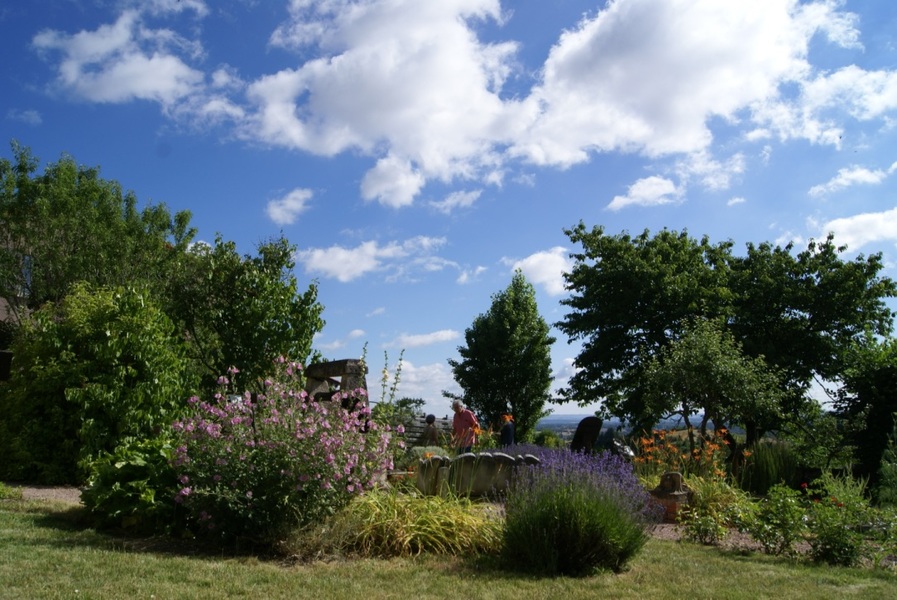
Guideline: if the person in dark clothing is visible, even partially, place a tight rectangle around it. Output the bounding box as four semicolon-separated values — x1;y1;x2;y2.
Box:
499;414;515;447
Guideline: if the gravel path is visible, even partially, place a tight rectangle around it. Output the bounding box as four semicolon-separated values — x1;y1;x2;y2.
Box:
9;484;83;504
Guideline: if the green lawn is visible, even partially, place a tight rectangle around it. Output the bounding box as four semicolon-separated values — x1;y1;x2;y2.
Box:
1;499;894;600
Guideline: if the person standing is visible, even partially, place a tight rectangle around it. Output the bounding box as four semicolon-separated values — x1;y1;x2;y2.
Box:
499;414;515;447
451;400;479;453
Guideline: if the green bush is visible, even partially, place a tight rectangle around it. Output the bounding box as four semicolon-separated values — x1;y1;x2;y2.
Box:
679;475;753;545
742;483;807;556
502;451;653;576
0;284;195;483
503;479;648;575
81;437;182;533
875;419;897;507
532;429;564;448
0;482;22;500
805;472;869;567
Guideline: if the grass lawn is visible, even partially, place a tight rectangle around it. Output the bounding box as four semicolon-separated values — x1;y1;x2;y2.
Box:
1;498;894;600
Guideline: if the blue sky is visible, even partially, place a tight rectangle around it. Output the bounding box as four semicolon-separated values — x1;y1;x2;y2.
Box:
3;0;897;418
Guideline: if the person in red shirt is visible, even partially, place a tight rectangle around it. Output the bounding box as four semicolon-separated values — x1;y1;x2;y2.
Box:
451;400;479;453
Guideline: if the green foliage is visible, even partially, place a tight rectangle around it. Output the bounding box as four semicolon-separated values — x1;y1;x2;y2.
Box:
558;224;896;443
805;472;870;567
679;476;754;545
641;318;782;446
0;141;195;323
289;488;503;559
0;482;22;500
81;437;181;533
742;484;807;556
0;283;195;483
503;477;649;575
836;337;897;484
875;418;897;507
447;270;554;441
679;507;728;545
738;440;800;496
532;429;564;448
163;235;324;393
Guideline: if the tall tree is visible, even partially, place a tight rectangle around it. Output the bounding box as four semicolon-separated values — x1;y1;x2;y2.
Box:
557;223;733;430
835;335;897;486
0;142;195;327
446;270;554;441
558;223;896;442
163;234;325;392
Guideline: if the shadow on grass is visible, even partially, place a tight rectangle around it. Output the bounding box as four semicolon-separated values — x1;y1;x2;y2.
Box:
6;499;286;562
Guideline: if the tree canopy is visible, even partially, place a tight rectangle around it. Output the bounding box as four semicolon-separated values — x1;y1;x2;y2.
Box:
0;141;195;327
446;270;555;441
557;222;896;441
162;235;325;392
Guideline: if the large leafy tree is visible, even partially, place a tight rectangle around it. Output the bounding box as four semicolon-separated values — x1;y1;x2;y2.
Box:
0;141;195;327
163;234;325;392
446;270;554;441
557;224;733;429
558;223;896;442
835;335;897;486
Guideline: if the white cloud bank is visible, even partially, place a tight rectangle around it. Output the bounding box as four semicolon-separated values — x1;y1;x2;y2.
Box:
820;207;897;252
31;0;897;210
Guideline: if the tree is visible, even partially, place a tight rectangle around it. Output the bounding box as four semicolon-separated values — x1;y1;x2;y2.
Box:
557;224;733;429
163;234;325;392
0;141;195;326
835;336;897;485
557;223;896;443
641;318;782;454
446;270;554;441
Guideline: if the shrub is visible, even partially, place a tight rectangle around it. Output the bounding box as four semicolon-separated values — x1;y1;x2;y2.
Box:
81;437;182;533
875;420;897;508
805;472;869;567
0;482;22;500
0;283;195;484
171;360;400;545
679;475;753;545
532;429;564;448
288;487;502;559
742;483;807;556
502;449;657;576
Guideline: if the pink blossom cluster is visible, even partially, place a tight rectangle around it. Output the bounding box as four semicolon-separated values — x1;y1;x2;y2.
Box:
171;358;400;540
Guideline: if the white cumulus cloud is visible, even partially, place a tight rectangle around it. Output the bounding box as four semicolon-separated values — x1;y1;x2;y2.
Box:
296;236;448;282
820;207;897;252
607;176;683;211
505;247;573;296
266;188;313;225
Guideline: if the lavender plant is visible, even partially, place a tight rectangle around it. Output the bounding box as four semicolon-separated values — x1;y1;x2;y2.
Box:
171;359;400;544
503;448;659;575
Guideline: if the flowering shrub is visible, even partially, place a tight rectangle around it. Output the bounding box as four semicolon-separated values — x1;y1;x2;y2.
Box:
171;360;400;543
502;448;659;575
